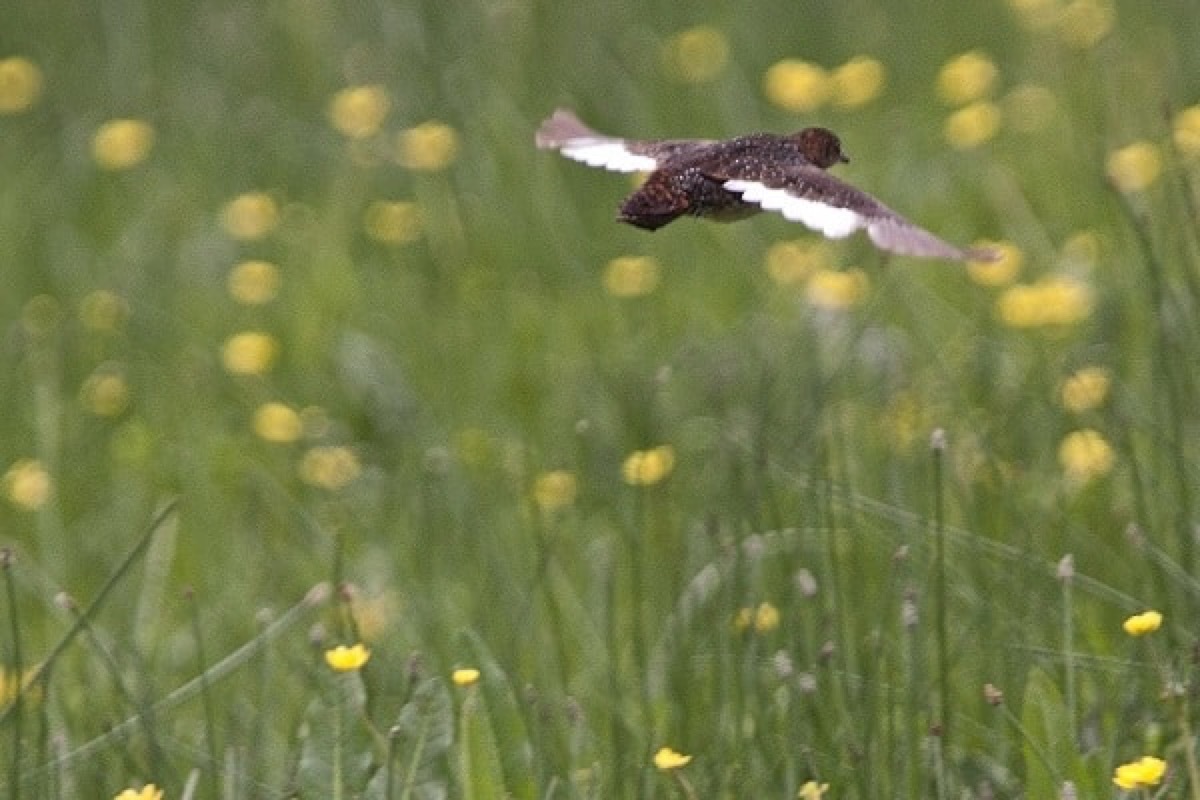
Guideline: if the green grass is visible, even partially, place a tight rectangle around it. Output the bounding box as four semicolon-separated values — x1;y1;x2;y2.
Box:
2;0;1200;797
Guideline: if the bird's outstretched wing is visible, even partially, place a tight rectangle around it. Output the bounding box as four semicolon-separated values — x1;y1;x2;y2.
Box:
720;165;996;262
535;109;712;173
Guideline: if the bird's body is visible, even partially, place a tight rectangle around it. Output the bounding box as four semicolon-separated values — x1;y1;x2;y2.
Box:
536;109;996;262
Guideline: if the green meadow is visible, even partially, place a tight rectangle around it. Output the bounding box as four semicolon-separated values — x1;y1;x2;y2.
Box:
2;0;1200;797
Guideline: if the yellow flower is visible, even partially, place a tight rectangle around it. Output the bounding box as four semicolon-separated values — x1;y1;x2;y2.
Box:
799;781;830;800
1173;106;1200;159
0;666;43;708
653;746;692;770
227;260;282;305
1058;429;1115;484
1058;0;1114;49
1007;0;1063;31
253;402;303;443
79;290;129;333
299;445;361;490
754;602;780;634
220;192;280;240
328;85;390;139
831;56;885;109
766;240;829;286
621;445;675;486
1113;755;1166;790
533;470;578;512
995;277;1092;328
3;459;51;511
80;366;131;417
1122;610;1163;637
937;51;998;106
324;643;370;672
221;331;279;376
113;785;163;800
661;26;729;84
364;201;422;245
967;241;1022;287
396;121;459;171
1107;142;1162;193
806;268;869;311
944;102;1002;149
1059;367;1110;413
764;60;831;113
733;607;753;632
1003;85;1057;133
91;119;155;170
452;668;481;687
0;57;44;114
603;255;661;297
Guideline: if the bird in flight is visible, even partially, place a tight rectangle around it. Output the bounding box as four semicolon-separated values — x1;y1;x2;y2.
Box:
536;109;997;262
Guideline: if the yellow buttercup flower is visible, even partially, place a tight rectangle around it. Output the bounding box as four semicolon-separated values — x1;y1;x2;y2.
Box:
621;445;675;486
79;290;129;333
533;470;578;512
944;102;1002;149
1173;106;1200;159
91;119;155;170
799;781;830;800
364;201;422;245
1122;610;1163;637
662;26;729;84
831;56;885;109
113;785;163;800
806;268;869;310
227;260;282;305
328;85;390;139
80;366;131;417
995;277;1092;328
1059;367;1110;413
1058;429;1114;484
937;51;998;106
754;602;780;634
653;746;692;770
397;121;459;171
0;57;44;114
3;459;51;511
1107;141;1161;193
324;643;370;672
1058;0;1114;49
221;331;279;376
1113;755;1166;790
452;668;481;687
764;60;830;113
967;241;1022;287
221;192;280;240
299;445;361;490
766;240;829;286
253;402;303;443
603;255;660;297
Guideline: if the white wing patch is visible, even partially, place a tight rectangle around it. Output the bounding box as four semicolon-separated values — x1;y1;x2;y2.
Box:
723;179;864;238
558;139;659;173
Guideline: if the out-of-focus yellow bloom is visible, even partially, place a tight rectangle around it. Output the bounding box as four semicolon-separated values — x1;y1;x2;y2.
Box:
299;445;361;490
799;781;830;800
806;268;868;311
603;255;660;297
397;121;459;171
995;277;1092;328
0;57;43;114
533;470;578;512
1058;428;1114;484
764;60;830;113
937;51;998;106
1122;610;1163;637
364;200;422;245
766;240;829;286
1112;755;1166;790
831;56;885;109
754;602;780;633
1003;85;1057;133
622;445;675;486
329;85;390;139
1107;142;1162;193
661;26;729;83
91;119;155;170
967;241;1022;287
324;643;370;672
350;591;396;642
80;366;130;417
1058;0;1114;49
221;331;279;376
3;459;51;511
253;402;303;443
79;290;129;333
112;785;163;800
1059;367;1110;413
1173;106;1200;159
221;192;280;240
452;667;481;687
0;666;43;709
1007;0;1063;30
227;260;281;305
944;102;1002;149
653;747;692;770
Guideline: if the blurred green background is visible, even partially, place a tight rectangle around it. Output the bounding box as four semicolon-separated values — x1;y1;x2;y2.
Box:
2;0;1200;797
